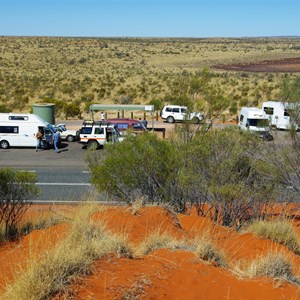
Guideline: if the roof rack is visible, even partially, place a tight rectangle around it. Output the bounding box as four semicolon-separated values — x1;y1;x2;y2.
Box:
82;120;110;126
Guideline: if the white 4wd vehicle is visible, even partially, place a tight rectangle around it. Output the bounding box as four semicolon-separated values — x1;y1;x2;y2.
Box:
160;105;204;123
79;121;123;149
55;124;79;142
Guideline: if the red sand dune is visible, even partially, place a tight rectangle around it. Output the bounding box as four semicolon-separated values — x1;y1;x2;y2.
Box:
1;205;300;299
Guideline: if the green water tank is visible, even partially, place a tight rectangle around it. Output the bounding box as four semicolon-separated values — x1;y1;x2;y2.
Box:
32;103;55;124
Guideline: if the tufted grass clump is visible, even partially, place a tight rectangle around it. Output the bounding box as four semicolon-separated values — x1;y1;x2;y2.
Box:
238;252;299;285
2;203;133;300
137;230;185;256
247;220;300;254
189;235;227;267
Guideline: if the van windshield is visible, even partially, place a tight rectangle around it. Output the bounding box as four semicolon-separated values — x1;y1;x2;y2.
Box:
248;119;268;127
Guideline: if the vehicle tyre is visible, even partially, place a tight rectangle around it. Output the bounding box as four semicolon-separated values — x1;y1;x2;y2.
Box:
192;117;200;124
42;141;49;150
0;140;9;149
87;140;99;150
66;135;75;142
166;116;175;123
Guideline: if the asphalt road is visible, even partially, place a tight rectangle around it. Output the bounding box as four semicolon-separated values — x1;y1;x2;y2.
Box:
0;141;102;203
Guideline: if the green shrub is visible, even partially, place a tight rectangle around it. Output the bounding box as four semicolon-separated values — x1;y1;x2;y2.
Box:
0;168;39;239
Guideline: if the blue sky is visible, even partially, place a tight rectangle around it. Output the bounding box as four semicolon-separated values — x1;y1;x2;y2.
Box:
0;0;299;38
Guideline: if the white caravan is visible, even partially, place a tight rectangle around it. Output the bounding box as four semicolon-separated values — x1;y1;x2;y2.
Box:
0;113;54;149
262;101;297;130
238;107;273;140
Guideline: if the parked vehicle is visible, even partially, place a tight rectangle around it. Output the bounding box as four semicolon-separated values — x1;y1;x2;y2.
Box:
238;107;273;141
160;105;204;123
262;100;298;130
78;120;123;149
106;118;147;133
0;113;54;149
54;124;79;142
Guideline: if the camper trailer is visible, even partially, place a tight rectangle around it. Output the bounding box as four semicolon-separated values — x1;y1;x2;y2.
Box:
238;107;273;140
0;113;54;149
262;101;297;130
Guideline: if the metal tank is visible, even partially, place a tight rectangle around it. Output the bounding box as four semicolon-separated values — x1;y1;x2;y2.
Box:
32;103;55;124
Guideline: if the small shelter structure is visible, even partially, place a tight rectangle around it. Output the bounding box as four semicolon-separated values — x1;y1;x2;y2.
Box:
89;104;155;129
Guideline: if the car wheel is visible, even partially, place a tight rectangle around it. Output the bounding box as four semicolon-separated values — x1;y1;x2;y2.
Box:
166;116;175;123
66;135;75;142
192;117;200;124
0;140;9;149
87;140;99;150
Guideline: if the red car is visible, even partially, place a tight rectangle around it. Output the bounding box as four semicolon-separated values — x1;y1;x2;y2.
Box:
106;118;147;132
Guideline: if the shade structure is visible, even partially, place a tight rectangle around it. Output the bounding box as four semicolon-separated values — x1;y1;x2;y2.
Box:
89;104;155;128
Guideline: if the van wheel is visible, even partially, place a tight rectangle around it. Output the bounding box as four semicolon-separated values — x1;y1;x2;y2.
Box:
66;135;75;142
87;140;99;150
166;116;175;123
0;140;9;149
42;141;49;150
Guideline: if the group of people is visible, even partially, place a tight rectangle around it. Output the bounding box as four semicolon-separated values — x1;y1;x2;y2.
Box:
35;129;61;153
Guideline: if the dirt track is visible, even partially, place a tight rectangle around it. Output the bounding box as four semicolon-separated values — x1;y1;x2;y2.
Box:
214;57;300;72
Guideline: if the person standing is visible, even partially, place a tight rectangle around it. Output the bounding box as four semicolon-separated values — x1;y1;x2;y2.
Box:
53;129;61;153
100;111;105;121
35;129;43;152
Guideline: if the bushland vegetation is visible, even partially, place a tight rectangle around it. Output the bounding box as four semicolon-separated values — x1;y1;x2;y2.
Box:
1;36;300;119
0;168;39;240
87;126;292;229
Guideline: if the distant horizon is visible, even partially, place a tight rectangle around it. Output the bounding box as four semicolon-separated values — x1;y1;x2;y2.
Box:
1;1;299;38
2;35;300;39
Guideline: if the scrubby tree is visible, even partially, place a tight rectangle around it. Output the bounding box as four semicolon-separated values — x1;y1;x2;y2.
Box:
0;168;39;238
178;127;278;228
64;103;81;119
87;133;182;206
87;127;278;225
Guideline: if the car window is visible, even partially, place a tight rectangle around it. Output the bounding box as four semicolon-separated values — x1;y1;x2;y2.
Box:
133;123;143;130
117;124;129;129
165;107;172;112
181;108;187;113
172;108;180;113
94;127;104;134
81;127;92;134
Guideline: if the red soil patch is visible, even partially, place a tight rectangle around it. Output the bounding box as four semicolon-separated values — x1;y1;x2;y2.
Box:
1;205;300;299
214;57;300;72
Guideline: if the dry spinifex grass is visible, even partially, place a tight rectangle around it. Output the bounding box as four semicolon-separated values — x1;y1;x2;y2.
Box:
1;203;133;300
234;252;300;285
246;220;300;254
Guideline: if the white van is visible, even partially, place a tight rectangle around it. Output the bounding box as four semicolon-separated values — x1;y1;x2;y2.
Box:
262;101;297;130
0;113;54;149
238;107;273;140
